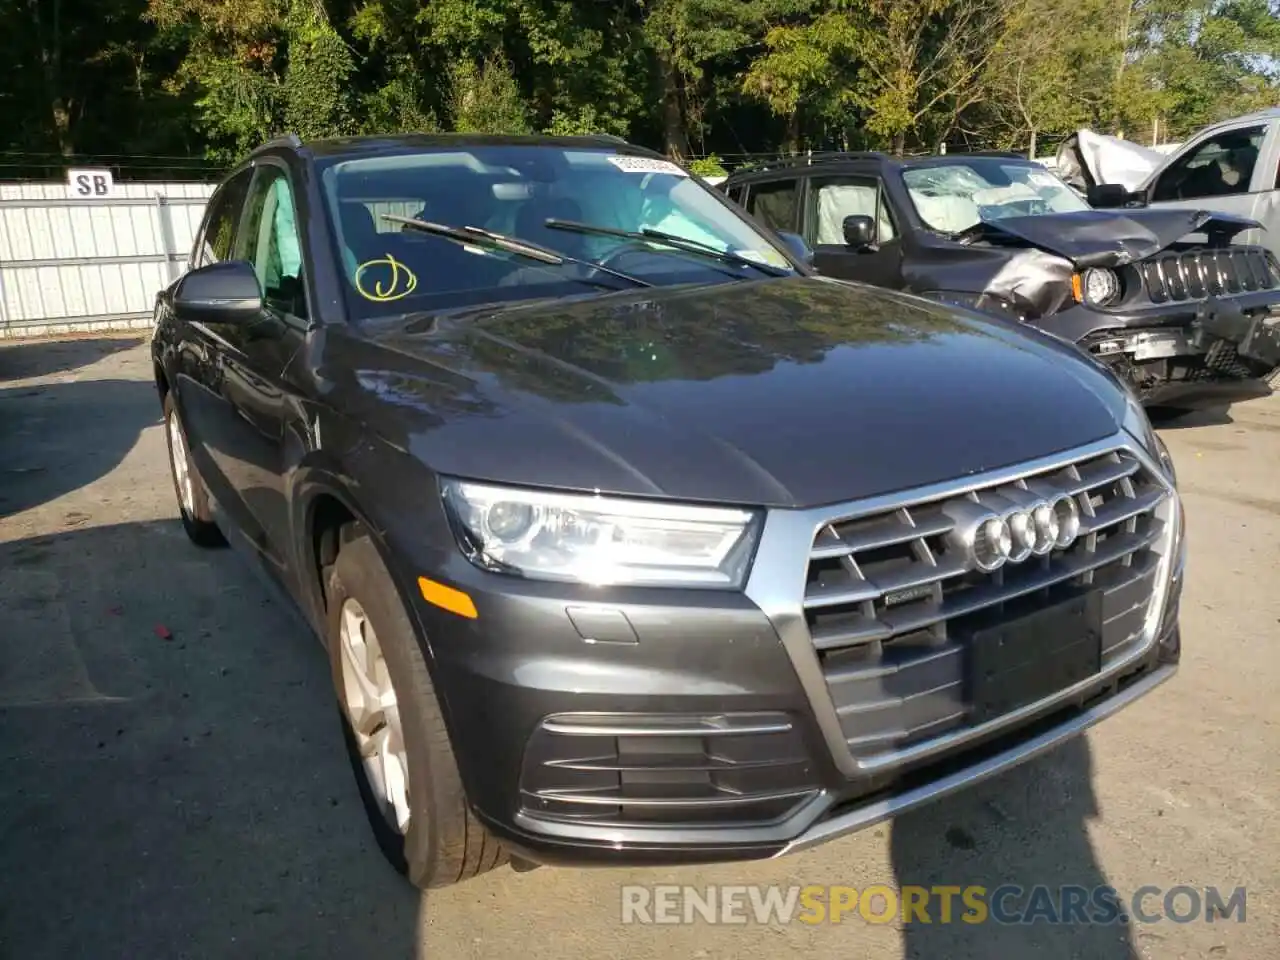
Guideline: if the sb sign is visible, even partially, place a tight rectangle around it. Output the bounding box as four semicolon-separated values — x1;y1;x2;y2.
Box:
66;168;115;199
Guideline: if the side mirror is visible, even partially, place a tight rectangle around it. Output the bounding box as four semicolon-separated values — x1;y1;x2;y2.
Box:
1086;183;1132;208
776;231;814;266
173;261;263;326
842;215;877;249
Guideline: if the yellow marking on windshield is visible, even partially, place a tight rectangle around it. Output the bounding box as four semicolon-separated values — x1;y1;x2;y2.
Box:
355;254;419;302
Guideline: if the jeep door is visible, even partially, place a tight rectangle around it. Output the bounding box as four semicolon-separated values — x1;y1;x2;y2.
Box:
801;173;905;290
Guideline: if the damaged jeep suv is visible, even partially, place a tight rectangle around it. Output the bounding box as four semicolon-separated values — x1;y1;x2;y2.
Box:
153;134;1184;889
724;151;1280;410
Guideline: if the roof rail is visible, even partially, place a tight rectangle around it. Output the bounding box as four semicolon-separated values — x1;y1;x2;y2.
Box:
729;150;892;175
944;149;1028;159
252;132;304;154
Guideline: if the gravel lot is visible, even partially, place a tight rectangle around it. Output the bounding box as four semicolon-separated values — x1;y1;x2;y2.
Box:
1;335;1277;960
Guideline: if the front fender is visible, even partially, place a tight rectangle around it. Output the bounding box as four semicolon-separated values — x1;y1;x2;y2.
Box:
287;432;474;758
286;409;457;666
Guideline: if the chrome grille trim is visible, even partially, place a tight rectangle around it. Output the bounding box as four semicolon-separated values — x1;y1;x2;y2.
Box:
742;432;1181;779
810;525;1162;651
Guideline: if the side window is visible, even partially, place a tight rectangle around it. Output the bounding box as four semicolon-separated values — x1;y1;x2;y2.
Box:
808;176;896;245
1151;125;1266;202
745;180;799;232
193;170;252;268
237;168;307;320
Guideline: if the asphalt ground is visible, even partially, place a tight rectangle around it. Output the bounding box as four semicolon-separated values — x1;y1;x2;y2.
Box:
1;335;1276;959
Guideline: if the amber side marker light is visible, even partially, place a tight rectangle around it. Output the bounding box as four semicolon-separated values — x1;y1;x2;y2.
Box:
418;576;478;619
1070;273;1084;303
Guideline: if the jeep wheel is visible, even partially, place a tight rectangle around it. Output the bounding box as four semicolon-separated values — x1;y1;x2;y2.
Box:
325;527;507;888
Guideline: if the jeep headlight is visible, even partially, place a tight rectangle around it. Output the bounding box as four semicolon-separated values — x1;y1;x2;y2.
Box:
441;479;761;588
1077;267;1122;307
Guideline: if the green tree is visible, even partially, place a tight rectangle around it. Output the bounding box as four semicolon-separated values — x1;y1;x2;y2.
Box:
447;57;532;133
0;0;194;166
982;0;1098;155
743;11;860;151
6;0;1280;172
641;0;818;158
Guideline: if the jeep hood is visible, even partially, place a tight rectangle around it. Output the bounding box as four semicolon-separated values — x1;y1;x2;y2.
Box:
971;208;1262;268
355;277;1127;508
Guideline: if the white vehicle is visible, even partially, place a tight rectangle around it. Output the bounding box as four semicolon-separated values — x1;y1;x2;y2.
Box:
1058;108;1280;261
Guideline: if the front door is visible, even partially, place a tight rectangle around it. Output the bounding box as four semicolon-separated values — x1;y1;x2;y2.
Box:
215;162;311;575
803;175;904;289
175;167;262;540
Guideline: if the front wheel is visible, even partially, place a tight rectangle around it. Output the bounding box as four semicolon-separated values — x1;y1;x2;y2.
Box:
326;527;507;888
162;394;225;548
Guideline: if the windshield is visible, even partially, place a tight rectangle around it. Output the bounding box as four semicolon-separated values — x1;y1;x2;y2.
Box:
318;146;796;316
901;159;1089;234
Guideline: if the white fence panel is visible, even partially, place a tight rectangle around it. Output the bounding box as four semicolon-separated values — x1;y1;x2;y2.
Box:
0;180;216;338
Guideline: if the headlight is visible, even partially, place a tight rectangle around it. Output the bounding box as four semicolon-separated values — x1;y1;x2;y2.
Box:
440;479;761;588
1078;267;1121;307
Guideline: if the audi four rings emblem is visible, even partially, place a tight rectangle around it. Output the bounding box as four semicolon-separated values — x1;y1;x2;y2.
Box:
943;491;1083;573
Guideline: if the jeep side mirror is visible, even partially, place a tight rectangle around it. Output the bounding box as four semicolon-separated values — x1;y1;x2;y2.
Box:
842;215;877;249
1086;183;1132;208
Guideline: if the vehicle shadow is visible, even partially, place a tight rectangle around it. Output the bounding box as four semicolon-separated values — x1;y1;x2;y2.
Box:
1146;405;1234;429
0;376;158;519
0;335;146;382
0;520;421;960
891;735;1136;959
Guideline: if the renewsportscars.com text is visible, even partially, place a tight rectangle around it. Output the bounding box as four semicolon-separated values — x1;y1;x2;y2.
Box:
620;884;1247;926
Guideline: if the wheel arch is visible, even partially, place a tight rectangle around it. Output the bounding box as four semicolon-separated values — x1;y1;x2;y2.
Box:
291;468;438;669
292;467;472;758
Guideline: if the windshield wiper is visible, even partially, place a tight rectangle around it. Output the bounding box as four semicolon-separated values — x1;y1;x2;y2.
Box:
543;219;792;278
380;215;651;289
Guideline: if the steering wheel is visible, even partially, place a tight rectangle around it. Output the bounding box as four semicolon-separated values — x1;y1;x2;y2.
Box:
581;240;675;284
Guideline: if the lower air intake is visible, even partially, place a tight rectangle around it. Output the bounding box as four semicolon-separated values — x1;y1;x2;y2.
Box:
519;712;819;827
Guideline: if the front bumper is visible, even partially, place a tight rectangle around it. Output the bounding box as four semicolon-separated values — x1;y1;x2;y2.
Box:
408;436;1185;868
1039;292;1280;408
466;631;1178;868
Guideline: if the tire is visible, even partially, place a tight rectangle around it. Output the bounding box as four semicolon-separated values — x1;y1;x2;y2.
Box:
325;526;507;888
162;393;226;548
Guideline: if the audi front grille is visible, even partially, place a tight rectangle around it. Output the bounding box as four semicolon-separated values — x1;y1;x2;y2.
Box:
799;444;1173;767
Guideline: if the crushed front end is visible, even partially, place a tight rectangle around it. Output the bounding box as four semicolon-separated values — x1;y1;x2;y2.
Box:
1056;245;1280;409
951;209;1280;409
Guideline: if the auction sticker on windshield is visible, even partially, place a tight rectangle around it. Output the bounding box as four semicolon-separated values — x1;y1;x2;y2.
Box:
608;156;689;177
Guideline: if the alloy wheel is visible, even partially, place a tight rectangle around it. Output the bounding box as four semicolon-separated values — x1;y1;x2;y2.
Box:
337;598;412;834
167;410;196;516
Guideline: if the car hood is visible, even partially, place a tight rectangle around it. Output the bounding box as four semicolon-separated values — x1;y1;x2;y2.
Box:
1055;129;1169;192
355;277;1127;508
972;208;1262;268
